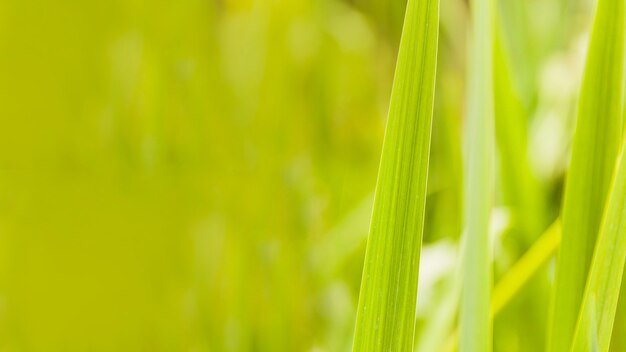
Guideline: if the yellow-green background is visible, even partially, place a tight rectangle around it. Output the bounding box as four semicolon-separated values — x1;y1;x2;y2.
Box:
0;0;598;350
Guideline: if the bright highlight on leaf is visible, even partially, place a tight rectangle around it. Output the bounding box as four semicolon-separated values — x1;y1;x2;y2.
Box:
351;0;439;350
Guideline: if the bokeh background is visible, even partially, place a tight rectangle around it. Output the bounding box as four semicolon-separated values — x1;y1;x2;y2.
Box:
0;0;600;350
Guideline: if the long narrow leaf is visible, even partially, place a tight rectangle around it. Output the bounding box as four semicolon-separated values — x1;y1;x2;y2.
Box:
459;0;495;349
548;0;626;349
570;139;626;352
351;0;439;350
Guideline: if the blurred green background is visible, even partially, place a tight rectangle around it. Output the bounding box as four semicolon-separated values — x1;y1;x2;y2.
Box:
0;0;599;350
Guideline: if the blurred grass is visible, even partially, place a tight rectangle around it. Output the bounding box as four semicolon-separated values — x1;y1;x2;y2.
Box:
459;0;494;348
0;0;610;350
0;0;398;350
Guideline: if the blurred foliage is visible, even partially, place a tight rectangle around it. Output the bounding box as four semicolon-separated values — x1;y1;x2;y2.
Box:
0;0;604;350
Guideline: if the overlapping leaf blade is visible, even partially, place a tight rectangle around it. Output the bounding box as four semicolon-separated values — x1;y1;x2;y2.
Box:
548;0;626;349
571;139;626;352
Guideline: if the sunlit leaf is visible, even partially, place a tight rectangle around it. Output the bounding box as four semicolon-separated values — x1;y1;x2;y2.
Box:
570;139;626;352
548;0;626;349
351;0;440;349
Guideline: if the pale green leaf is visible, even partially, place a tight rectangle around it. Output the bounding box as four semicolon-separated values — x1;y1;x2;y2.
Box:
458;0;495;350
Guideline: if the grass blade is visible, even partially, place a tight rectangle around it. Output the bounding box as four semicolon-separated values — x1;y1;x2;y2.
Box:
459;0;495;349
547;0;626;348
351;0;439;350
570;139;626;351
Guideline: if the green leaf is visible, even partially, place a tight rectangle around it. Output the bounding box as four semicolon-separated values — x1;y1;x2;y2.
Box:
351;0;439;350
570;140;626;352
458;0;495;350
547;0;626;349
